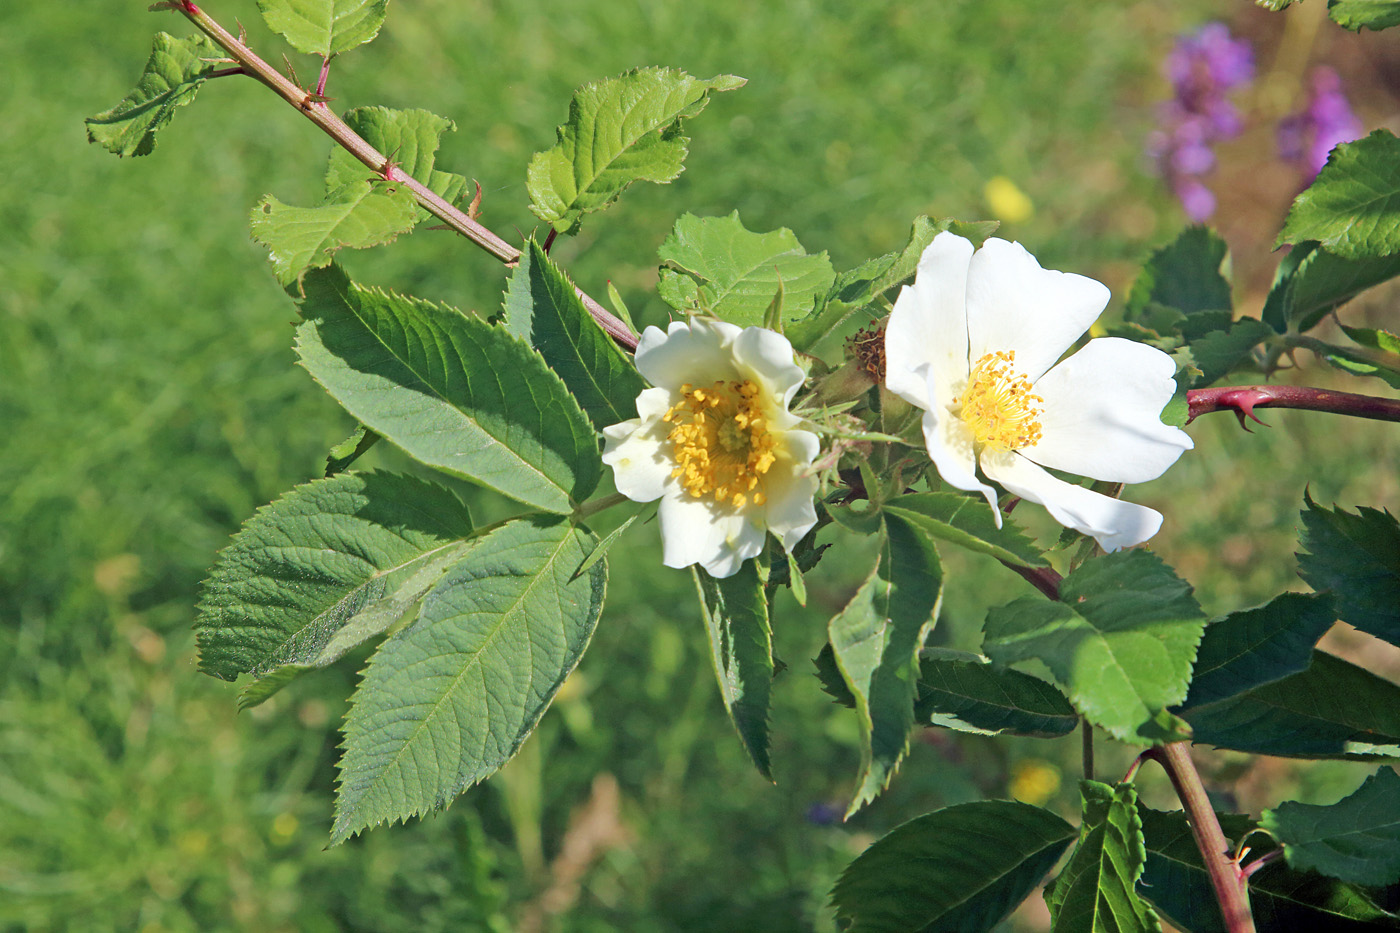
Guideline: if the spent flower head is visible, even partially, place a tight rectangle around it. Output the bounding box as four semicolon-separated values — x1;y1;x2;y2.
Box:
601;319;820;578
884;232;1193;551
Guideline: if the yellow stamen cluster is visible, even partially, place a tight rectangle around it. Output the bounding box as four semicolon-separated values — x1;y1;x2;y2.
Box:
663;379;777;507
954;350;1044;451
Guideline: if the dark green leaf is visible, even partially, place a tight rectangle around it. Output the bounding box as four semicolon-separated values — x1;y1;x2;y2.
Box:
1329;0;1400;31
884;491;1049;568
1183;592;1336;709
1138;806;1398;932
1127;227;1232;320
828;518;942;815
85;33;219;157
332;516;605;843
327;107;468;221
1262;769;1400;886
1182;650;1400;759
1047;781;1160;932
1187;319;1272;386
295;266;601;512
831;800;1075;933
196;471;472;683
982;551;1205;743
1299;493;1400;646
527;68;744;234
1262;242;1400;333
916;652;1078;738
257;0;389;57
694;562;775;778
502;239;647;429
657;211;835;327
1278;130;1400;260
251;180;418;287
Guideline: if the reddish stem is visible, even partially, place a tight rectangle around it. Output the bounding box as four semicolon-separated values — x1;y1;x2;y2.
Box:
171;2;638;350
1187;384;1400;427
316;55;331;98
1145;744;1255;933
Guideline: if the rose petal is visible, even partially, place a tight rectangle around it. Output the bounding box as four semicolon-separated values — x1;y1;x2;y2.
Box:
886;232;975;410
732;325;807;407
635;320;742;390
764;429;821;551
1027;337;1193;483
965;238;1111;382
659;493;763;578
980;453;1164;551
920;369;1000;521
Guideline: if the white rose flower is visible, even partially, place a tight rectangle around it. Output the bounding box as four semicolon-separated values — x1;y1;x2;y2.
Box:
885;232;1193;551
602;319;820;578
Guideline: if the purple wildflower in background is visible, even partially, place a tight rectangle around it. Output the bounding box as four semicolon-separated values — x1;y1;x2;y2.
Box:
1278;66;1364;179
1146;23;1255;221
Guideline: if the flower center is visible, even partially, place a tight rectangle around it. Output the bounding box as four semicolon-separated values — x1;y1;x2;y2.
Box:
954;350;1044;451
663;379;777;507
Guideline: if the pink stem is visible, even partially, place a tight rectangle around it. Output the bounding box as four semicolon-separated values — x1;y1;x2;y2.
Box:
1187;384;1400;427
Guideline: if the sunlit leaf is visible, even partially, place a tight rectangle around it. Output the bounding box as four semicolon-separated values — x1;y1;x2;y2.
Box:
502;239;647;429
1279;130;1400;260
85;33;219;157
1261;241;1400;333
1329;0;1400;31
295;265;601;512
257;0;389;57
332;517;604;843
657;211;835;328
527;68;744;234
196;471;472;685
327;107;468;221
982;551;1205;743
251;180;417;287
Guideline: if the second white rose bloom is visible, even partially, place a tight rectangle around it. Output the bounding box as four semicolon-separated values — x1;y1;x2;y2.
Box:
602;319;820;578
885;232;1193;551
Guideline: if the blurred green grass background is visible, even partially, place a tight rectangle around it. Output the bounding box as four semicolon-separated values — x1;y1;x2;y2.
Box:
3;1;1398;930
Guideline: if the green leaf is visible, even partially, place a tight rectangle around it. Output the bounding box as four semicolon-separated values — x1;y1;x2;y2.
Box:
831;800;1076;933
527;68;744;234
196;471;472;683
1181;650;1400;759
883;491;1049;568
85;33;219;157
251;180;418;287
657;211;836;328
916;653;1078;738
1187;318;1272;386
502;239;647;430
1138;806;1399;932
1261;242;1400;333
1047;781;1161;933
256;0;389;57
982;551;1205;743
694;562;775;779
1262;769;1400;886
1279;130;1400;260
295;265;601;512
1299;493;1400;646
827;517;942;815
332;516;605;843
325;423;380;476
327;107;468;220
1257;0;1299;10
1182;592;1336;709
1329;0;1400;31
1127;226;1233;319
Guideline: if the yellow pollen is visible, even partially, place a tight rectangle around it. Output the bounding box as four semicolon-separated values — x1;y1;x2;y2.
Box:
664;379;777;507
954;350;1044;451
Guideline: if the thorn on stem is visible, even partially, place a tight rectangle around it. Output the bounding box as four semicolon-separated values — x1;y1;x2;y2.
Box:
467;180;483;220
